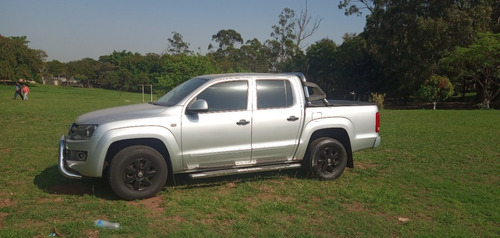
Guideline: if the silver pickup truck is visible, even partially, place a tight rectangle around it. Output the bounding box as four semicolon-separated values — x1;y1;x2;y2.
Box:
59;73;381;200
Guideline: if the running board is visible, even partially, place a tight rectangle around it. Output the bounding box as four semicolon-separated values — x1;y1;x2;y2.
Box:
189;163;302;179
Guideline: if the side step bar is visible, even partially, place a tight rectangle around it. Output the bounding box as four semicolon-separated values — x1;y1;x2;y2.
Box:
189;163;302;179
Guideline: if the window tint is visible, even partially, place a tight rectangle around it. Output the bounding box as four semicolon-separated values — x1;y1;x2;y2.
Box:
196;81;248;112
256;80;293;109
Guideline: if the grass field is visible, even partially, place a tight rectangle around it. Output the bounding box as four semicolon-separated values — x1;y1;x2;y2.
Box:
0;84;499;237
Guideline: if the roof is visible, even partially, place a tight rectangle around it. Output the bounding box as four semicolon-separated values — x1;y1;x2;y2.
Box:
196;72;307;82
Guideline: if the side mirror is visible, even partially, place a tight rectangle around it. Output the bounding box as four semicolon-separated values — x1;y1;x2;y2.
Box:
187;99;208;114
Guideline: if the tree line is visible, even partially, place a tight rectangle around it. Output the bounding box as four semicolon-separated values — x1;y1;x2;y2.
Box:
1;1;499;108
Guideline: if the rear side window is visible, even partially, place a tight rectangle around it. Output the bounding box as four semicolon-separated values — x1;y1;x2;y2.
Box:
256;80;294;109
196;81;248;112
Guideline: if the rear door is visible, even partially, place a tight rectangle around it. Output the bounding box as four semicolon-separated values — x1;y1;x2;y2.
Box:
251;78;304;164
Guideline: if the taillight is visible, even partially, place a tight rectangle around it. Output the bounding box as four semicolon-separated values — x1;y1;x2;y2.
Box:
375;112;380;133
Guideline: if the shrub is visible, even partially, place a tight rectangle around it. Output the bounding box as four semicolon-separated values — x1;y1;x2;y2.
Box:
370;92;386;109
418;75;454;109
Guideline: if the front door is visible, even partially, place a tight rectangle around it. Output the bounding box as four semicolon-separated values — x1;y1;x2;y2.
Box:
181;80;252;169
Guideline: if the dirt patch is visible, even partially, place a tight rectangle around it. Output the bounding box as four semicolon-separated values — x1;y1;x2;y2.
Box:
344;202;366;213
354;161;377;170
255;186;278;201
0;199;16;208
201;217;215;225
258;185;274;193
0;212;8;228
1;147;10;154
82;229;100;238
128;196;164;215
170;215;183;223
226;182;236;189
37;197;63;204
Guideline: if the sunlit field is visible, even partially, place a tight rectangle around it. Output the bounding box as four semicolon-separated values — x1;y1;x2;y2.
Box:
0;84;498;237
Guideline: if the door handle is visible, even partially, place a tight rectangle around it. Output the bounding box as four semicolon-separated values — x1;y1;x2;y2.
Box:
287;116;299;122
236;119;250;125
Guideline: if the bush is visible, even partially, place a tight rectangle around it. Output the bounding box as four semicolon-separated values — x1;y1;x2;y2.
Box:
370;92;386;109
418;75;454;109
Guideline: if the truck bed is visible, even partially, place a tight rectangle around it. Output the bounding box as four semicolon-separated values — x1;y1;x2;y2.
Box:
308;99;376;107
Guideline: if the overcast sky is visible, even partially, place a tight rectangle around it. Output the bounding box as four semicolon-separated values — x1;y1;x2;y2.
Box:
1;0;366;62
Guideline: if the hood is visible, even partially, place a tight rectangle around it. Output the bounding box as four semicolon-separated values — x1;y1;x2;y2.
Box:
76;103;168;125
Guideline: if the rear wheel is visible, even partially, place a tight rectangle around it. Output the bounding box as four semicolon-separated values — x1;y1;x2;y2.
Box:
305;137;347;180
108;145;168;200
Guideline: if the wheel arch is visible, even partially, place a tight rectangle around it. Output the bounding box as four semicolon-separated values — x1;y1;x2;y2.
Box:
104;138;173;177
308;128;353;168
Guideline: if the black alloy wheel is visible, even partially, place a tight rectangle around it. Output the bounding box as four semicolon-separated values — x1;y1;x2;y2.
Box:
109;145;168;200
306;137;347;180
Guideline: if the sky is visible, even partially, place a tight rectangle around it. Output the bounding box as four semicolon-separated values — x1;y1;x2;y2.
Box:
1;0;366;62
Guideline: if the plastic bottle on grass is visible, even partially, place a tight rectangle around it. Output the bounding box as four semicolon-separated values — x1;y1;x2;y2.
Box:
94;219;120;229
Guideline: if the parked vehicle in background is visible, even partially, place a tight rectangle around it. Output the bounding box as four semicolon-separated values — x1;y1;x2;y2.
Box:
59;73;381;200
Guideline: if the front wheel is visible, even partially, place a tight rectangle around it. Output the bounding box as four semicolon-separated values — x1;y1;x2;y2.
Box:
305;137;347;180
108;145;168;200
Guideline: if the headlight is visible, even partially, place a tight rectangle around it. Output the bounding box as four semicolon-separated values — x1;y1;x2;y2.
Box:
68;123;98;140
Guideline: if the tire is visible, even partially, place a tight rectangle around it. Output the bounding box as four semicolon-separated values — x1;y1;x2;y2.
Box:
305;137;347;180
108;145;168;200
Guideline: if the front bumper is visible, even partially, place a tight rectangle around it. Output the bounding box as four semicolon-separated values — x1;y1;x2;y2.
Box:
59;136;82;179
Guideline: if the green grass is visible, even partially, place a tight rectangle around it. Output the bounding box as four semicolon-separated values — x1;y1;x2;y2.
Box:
0;84;499;237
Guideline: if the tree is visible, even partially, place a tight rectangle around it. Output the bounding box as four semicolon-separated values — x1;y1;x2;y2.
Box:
338;0;375;16
441;32;500;109
67;58;103;87
418;75;454;109
208;29;243;53
99;51;147;91
295;0;322;50
0;35;46;82
305;38;337;95
207;29;244;71
239;38;272;72
354;0;493;101
46;60;67;78
333;34;382;100
0;35;17;80
166;32;193;55
155;54;220;94
491;1;500;33
267;8;297;71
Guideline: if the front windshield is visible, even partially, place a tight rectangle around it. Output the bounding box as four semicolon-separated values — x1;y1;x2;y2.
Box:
155;78;208;106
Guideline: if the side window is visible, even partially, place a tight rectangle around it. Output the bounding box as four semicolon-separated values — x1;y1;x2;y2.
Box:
256;80;294;109
196;81;248;112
